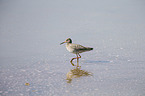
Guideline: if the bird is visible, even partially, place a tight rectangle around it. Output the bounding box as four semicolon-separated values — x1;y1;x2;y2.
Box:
60;38;93;67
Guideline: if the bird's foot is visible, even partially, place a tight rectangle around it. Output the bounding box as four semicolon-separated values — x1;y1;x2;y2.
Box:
70;56;81;67
70;60;81;68
70;58;75;66
70;61;75;66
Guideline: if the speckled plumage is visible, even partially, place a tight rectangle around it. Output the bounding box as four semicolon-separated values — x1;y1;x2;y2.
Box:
66;43;93;54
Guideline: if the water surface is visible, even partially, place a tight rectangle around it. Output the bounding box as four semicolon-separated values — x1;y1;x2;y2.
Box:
0;0;145;96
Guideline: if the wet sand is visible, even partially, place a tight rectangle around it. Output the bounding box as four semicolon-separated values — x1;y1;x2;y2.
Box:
0;0;145;96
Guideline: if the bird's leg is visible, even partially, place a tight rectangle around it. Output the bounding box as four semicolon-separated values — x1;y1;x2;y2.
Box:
76;54;81;68
78;54;81;58
70;54;81;67
70;58;76;66
77;54;79;67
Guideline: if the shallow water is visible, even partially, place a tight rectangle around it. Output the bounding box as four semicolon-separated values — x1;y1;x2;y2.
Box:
0;0;145;96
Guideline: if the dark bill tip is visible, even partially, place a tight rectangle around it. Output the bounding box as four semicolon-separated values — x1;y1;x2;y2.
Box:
60;42;65;45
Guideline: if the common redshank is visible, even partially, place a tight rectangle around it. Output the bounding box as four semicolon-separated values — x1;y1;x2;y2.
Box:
60;38;93;67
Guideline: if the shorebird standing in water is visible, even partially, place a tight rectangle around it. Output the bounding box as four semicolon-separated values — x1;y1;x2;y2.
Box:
60;38;93;67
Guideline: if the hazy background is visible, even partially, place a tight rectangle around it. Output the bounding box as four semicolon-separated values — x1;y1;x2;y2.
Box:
0;0;145;96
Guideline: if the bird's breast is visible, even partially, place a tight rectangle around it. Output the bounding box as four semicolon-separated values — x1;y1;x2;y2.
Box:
66;44;75;53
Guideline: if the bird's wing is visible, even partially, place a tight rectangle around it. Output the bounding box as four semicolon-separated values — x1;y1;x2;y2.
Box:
70;44;86;50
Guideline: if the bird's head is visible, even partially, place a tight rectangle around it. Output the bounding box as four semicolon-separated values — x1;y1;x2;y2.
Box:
60;38;72;45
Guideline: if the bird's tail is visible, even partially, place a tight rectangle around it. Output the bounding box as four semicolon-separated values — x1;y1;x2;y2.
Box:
86;47;93;51
77;47;93;53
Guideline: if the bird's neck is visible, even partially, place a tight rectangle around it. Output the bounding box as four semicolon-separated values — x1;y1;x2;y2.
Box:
66;43;71;45
66;43;71;47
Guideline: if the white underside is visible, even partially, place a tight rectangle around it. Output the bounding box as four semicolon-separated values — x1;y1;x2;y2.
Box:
66;43;78;54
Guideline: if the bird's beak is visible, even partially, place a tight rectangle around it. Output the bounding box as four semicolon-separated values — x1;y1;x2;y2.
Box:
60;41;65;45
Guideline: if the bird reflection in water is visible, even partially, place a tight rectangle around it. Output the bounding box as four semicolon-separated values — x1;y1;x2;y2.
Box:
66;67;92;83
